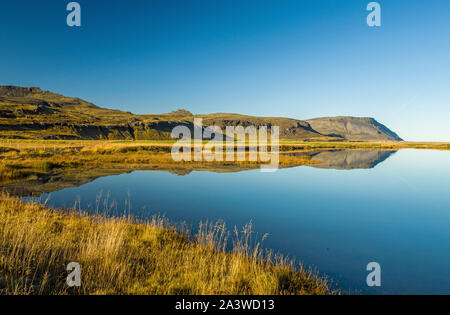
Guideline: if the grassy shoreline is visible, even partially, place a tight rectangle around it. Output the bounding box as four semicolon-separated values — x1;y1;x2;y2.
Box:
1;140;449;182
0;140;318;181
0;194;333;295
2;139;450;149
2;140;447;294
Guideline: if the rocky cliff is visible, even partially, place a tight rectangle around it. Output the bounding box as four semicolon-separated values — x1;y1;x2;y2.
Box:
307;116;403;142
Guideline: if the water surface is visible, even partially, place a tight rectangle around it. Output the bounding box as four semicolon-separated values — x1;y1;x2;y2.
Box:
34;149;450;294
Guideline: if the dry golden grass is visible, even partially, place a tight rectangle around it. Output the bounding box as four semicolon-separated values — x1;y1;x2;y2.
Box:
1;139;449;182
0;140;319;181
0;194;333;295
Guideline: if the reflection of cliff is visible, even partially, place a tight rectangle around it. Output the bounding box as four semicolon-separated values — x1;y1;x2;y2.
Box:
1;168;133;197
0;164;271;197
305;149;396;170
1;149;396;197
281;149;396;170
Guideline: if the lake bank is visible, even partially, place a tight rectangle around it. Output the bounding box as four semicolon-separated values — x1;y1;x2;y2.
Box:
1;140;449;183
0;194;333;295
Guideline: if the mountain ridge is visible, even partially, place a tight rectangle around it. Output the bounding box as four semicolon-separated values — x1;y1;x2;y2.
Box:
307;116;403;142
0;86;402;141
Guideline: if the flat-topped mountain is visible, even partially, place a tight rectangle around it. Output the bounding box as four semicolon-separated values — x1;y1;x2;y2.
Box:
307;116;403;142
0;86;402;141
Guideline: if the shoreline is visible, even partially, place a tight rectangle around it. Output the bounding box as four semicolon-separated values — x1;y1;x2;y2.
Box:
0;194;334;295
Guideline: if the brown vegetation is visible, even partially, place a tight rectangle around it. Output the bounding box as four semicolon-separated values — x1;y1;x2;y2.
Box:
0;194;333;295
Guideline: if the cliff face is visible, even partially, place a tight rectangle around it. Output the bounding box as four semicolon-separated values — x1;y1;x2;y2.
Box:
0;86;402;141
0;86;45;97
198;113;326;140
306;117;403;142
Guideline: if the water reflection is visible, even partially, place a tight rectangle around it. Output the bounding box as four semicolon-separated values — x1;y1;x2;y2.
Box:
1;149;397;197
29;149;450;294
283;149;397;170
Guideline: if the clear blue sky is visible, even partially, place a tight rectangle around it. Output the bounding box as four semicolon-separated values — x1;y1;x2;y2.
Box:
1;0;449;141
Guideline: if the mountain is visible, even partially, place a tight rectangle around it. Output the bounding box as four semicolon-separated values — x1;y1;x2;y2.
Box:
306;117;403;142
0;86;402;141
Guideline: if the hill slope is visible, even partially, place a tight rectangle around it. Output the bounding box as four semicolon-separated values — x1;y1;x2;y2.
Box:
198;113;327;140
307;117;403;142
0;86;192;140
0;86;402;141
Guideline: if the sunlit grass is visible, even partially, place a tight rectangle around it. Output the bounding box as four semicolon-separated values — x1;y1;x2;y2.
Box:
0;140;319;181
0;194;333;295
0;140;448;181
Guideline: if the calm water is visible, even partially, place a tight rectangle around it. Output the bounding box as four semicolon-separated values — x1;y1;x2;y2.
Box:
37;149;450;294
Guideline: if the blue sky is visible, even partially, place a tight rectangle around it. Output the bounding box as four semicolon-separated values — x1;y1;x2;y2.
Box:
0;0;449;141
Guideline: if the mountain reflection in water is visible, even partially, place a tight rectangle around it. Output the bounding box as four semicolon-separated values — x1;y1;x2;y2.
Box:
282;149;397;170
1;149;397;197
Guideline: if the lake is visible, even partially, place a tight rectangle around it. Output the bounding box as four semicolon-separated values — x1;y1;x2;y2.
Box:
30;149;450;294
